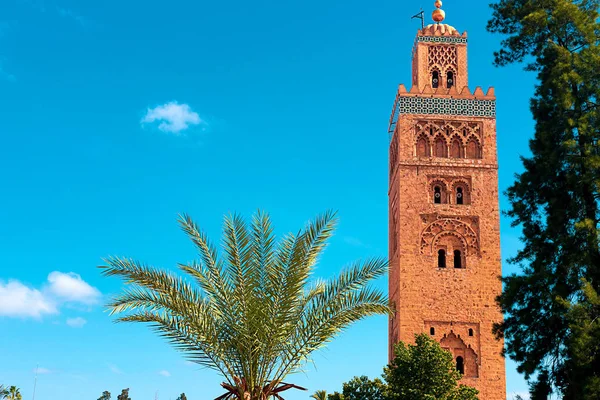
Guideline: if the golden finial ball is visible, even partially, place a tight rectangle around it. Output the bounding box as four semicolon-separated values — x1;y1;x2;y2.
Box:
432;8;445;22
435;0;443;8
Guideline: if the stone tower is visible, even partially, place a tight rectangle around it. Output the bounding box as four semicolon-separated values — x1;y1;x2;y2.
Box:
387;2;506;399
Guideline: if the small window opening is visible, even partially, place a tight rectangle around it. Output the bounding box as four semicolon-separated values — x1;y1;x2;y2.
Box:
456;187;464;205
438;249;446;268
456;356;464;375
432;71;439;88
469;328;474;337
430;327;435;335
454;250;462;269
434;186;442;204
447;71;454;88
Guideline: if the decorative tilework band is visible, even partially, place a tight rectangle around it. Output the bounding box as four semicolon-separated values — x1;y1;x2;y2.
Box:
398;96;496;117
417;36;468;44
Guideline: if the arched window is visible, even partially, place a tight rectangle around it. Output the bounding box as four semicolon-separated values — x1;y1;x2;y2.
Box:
438;249;446;268
434;186;442;204
434;138;447;158
447;71;454;88
469;328;474;337
456;356;464;375
456;187;464;205
430;327;435;335
432;71;440;88
417;137;430;157
466;140;481;159
454;250;463;269
451;139;462;158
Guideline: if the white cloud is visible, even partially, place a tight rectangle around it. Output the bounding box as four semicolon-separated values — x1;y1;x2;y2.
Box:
108;364;122;374
0;272;101;319
48;272;101;305
343;236;372;249
0;280;57;318
66;317;87;328
34;367;52;374
141;101;202;134
158;370;171;377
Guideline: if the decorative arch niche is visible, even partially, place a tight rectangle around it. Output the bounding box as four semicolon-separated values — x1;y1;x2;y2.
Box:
466;137;482;159
416;135;431;157
440;332;479;378
434;136;447;158
414;121;482;160
420;217;480;257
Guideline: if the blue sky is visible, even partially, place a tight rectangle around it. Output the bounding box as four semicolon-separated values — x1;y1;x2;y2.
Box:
0;0;537;399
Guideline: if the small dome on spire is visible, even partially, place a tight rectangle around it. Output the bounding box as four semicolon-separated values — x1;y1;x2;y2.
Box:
432;0;446;23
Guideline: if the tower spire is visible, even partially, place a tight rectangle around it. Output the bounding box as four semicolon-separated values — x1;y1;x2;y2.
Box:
432;0;446;24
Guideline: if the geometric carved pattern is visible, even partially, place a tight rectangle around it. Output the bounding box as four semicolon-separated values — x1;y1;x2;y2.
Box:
398;96;496;118
420;215;480;256
429;45;458;77
416;120;482;159
417;36;468;45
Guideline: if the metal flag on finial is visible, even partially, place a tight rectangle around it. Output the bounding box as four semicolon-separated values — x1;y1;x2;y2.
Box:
411;8;425;29
432;0;446;23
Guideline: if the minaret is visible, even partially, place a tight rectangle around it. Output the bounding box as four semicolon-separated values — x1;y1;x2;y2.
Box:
387;2;506;399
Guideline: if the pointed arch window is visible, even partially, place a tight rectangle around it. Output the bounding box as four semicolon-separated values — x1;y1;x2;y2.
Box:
456;356;465;375
469;328;474;337
454;250;463;269
456;187;464;205
438;249;447;268
434;186;442;204
432;71;440;88
447;71;455;88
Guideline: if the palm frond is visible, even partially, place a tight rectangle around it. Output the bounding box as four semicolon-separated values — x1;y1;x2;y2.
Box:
101;211;389;399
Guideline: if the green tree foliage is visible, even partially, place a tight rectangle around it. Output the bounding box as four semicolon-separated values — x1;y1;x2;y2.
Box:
487;0;600;397
330;376;386;400
101;211;390;400
4;387;21;400
98;391;111;400
0;386;8;400
310;390;328;400
175;393;187;400
116;388;130;400
384;334;478;400
559;280;600;397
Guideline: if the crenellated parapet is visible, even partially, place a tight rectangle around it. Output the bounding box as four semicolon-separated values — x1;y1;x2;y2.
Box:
389;85;496;135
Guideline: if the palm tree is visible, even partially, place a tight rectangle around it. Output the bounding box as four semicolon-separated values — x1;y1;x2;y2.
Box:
310;390;328;400
5;387;21;400
101;211;389;400
0;385;8;399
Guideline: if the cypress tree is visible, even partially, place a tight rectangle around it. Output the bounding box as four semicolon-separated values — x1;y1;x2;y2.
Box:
487;0;600;397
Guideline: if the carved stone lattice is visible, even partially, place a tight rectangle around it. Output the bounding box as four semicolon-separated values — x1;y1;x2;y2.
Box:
428;45;458;76
420;215;480;256
415;120;482;159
